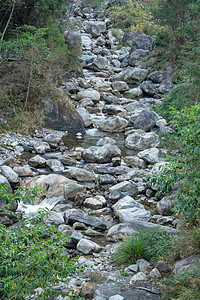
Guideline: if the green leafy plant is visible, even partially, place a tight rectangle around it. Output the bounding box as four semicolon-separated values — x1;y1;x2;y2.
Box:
0;185;83;299
148;103;200;220
112;227;176;266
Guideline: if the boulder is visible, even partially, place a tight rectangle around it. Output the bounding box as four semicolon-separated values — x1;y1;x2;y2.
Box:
124;156;147;169
125;130;160;151
100;116;128;132
109;181;138;201
92;56;108;70
28;155;46;167
128;49;150;67
83;144;121;163
0;166;19;184
85;23;100;37
81;35;92;49
46;159;65;173
77;238;102;254
32;140;50;154
123;87;143;99
130;272;147;284
43;131;66;145
111;81;129;92
122;31;152;50
147;71;164;83
115;207;151;222
107;223;138;241
65;167;95;182
64;183;86;200
138;148;162;164
96;137;116;146
159;79;173;94
13;166;33;177
156;197;175;216
77;89;100;102
140;81;158;96
0;174;12;192
130;109;159;131
76;107;92;127
172;256;200;274
112;67;149;84
84;195;107;209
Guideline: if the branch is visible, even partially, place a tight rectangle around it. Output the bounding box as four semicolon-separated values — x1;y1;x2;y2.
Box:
1;0;16;42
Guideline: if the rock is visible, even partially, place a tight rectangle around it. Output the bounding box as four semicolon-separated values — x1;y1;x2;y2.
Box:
81;35;92;49
28;155;46;167
65;209;107;229
63;80;79;94
138;148;162;164
126;264;139;273
64;29;82;50
55;154;76;166
109;181;138;201
22;174;73;199
128;49;150;67
124;156;147;169
159;78;173;94
85;23;100;37
140;81;158;96
76;107;92;127
112;67;149;84
130;109;159;131
84;195;107;209
65;231;83;249
155;260;170;273
149;268;161;278
130;272;147;284
115;207;151;222
97;174;117;185
0;174;12;192
137;259;151;272
122;31;152;50
92;56;108;70
111;81;129;92
77;89;100;102
107;223;138;241
46;159;65;173
172;256;200;274
112;196;144;213
65;167;95;182
42;95;85;134
94;165;130;175
44;211;64;228
13;166;33;177
123;87;143;99
43;131;66;145
0;166;19;184
77;239;102;254
156;197;175;216
96;137;116;146
79;97;94;107
32;140;50;154
83;144;121;163
147;71;164;83
109;296;124;300
125;130;160;151
100;116;128;132
64;183;86;201
82;282;96;299
125;102;147;113
102;105;126;115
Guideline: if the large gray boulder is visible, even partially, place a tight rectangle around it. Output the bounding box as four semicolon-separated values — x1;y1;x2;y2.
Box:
64;183;86;200
0;166;19;184
28;155;46;167
46;159;65;173
111;81;129;92
138;148;163;164
83;144;121;163
112;67;149;84
140;80;158;96
76;107;92;127
122;31;153;50
64;167;95;182
128;49;150;67
100;116;128;132
123;87;143;99
109;181;138;201
85;23;100;37
77;89;100;102
129;109;159;131
77;238;102;254
125;130;160;151
32;140;50;154
156;197;175;216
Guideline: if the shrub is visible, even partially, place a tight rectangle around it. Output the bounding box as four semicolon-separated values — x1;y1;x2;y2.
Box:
112;227;176;266
0;186;83;299
162;260;200;300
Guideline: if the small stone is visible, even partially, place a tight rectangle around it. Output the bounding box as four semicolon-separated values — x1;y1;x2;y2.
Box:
82;282;96;299
130;272;147;284
155;260;170;273
149;268;161;278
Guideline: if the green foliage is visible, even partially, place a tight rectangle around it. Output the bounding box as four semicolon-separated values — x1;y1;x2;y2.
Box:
162;260;200;300
0;186;83;299
147;103;200;220
107;1;161;34
112;227;176;266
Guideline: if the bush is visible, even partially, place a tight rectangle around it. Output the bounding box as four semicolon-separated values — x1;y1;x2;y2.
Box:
112;227;176;266
0;186;83;299
148;103;200;221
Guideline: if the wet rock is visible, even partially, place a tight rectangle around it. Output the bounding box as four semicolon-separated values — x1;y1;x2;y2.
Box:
83;144;121;163
123;87;143;99
84;195;107;209
64;183;86;201
0;166;19;184
28;155;46;168
130;109;159;131
100;116;128;132
125;102;147;113
109;181;138;201
77;238;102;254
13;166;33;177
124;156;147;169
65;167;95;182
77;89;100;102
46;159;65;173
77;107;92;127
55;154;76;166
125;130;160;151
23;174;73;199
65;231;83;249
79;97;94;107
102;105;126;115
96;137;116;146
65;209;107;229
111;81;129;92
92;56;108;70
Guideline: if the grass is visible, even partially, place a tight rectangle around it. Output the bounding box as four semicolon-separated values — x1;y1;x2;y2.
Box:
112;227;177;266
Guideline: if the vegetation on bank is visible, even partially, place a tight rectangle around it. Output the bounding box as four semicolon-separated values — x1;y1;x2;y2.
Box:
0;185;83;299
0;0;80;133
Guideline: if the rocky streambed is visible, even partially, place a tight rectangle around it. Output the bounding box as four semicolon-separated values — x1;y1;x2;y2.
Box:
0;1;195;299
